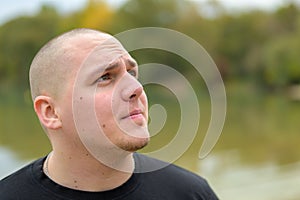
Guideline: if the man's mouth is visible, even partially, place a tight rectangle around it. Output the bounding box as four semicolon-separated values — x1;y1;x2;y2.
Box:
122;109;144;119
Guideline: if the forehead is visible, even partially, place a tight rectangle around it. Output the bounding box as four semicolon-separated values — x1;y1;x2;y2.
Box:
71;34;134;81
82;36;132;69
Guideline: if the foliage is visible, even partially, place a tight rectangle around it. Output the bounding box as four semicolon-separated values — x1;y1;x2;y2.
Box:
0;5;61;91
263;35;300;87
0;0;300;94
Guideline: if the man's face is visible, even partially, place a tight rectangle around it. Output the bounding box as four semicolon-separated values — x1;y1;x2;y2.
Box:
92;53;150;152
59;35;149;156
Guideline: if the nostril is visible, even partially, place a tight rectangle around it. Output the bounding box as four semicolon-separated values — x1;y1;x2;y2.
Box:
129;94;137;99
124;85;143;101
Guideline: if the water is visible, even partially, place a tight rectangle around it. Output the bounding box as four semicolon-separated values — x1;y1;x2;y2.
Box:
198;150;300;200
1;89;300;199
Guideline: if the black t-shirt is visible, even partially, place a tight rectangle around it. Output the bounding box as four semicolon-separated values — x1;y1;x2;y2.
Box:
0;153;218;200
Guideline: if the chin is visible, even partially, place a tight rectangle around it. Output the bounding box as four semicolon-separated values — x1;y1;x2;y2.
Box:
119;136;150;152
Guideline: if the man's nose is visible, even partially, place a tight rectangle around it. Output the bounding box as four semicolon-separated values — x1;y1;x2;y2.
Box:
121;74;143;101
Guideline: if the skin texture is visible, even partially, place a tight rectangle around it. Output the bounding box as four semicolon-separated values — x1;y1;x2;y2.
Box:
29;29;150;191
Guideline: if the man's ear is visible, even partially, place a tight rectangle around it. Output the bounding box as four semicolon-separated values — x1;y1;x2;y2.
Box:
34;96;62;130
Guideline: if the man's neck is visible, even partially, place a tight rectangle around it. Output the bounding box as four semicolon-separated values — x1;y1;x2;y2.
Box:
44;150;134;192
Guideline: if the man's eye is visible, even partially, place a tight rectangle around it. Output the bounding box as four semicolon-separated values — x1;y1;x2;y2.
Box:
128;70;137;78
97;73;111;82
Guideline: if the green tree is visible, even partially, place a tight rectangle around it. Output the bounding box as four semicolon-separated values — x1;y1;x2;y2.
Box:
0;5;61;92
262;35;300;87
111;0;183;32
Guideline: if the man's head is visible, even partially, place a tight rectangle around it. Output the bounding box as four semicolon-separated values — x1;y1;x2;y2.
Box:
30;29;110;100
29;28;149;158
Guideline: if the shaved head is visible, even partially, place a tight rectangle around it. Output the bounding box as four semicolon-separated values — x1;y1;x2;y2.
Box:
29;28;112;101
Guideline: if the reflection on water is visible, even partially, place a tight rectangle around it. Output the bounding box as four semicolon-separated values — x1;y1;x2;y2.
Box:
1;89;300;199
199;150;300;200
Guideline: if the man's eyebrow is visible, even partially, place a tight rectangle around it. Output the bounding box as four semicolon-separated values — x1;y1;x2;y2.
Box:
104;58;137;71
104;61;120;72
126;59;138;68
89;58;138;78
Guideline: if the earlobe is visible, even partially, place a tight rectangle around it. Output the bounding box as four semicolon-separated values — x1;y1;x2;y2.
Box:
34;96;62;130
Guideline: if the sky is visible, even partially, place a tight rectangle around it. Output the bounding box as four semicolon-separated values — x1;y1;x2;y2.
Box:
0;0;299;25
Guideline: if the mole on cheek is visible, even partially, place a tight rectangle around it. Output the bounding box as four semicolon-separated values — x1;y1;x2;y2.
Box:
80;97;83;100
102;124;106;128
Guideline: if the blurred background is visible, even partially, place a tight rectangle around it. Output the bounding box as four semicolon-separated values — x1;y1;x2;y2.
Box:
0;0;300;199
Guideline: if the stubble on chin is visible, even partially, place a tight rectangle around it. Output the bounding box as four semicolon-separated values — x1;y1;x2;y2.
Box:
118;136;150;152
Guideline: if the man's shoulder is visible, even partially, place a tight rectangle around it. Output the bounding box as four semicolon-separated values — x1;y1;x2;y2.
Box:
134;153;218;199
135;153;205;180
1;162;31;184
0;158;43;198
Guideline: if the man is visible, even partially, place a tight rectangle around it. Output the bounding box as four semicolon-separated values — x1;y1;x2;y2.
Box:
0;28;218;199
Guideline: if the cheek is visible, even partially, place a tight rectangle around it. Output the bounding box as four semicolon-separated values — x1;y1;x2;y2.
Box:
94;93;114;123
59;98;77;136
